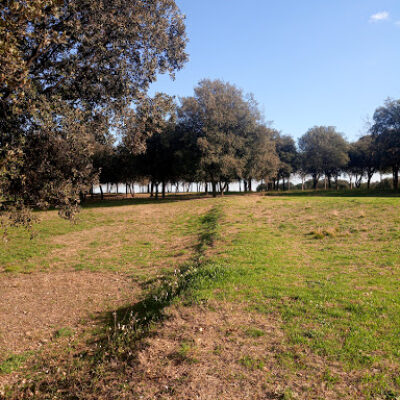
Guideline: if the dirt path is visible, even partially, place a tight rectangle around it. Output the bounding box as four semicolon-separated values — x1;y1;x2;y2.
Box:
0;271;138;360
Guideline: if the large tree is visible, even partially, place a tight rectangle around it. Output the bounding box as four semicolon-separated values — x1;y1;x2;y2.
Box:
0;0;187;217
273;133;297;190
347;135;378;189
242;125;279;191
371;99;400;189
178;79;261;197
298;126;349;189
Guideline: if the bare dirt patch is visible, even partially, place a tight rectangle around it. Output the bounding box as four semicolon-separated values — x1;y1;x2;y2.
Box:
0;271;137;361
119;303;360;400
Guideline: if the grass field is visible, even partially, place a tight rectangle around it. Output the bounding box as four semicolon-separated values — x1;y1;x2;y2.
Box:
1;192;400;399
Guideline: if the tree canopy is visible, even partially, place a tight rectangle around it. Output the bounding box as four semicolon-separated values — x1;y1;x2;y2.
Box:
0;0;188;217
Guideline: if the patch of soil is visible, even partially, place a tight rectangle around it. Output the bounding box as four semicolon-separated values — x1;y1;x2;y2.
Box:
0;271;137;360
124;303;361;400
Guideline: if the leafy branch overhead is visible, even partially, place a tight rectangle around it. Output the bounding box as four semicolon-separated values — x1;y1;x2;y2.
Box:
0;0;188;217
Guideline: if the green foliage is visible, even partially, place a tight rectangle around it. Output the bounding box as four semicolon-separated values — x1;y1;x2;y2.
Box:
372;98;400;189
298;126;349;189
0;0;187;217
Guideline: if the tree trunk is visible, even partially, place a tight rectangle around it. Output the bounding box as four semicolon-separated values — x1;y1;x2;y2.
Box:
248;179;252;192
367;173;372;190
393;167;399;190
155;183;159;199
312;174;318;190
150;182;154;198
99;185;104;200
211;181;217;198
205;182;208;195
162;181;166;199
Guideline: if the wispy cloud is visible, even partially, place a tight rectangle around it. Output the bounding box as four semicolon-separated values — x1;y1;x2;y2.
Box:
395;21;400;27
369;11;390;22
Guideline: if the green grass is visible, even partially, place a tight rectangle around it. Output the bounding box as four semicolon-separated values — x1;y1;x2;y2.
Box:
185;194;400;395
0;198;210;274
0;352;34;375
2;193;400;398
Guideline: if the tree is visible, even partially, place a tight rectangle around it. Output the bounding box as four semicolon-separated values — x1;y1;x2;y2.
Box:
178;79;261;197
124;93;177;199
242;125;279;191
371;99;400;190
274;133;297;190
0;0;188;218
298;126;349;189
347;135;378;189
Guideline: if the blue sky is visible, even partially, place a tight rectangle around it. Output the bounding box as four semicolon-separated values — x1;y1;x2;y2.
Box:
149;0;400;141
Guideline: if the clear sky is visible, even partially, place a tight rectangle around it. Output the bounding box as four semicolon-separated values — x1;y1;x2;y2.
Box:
149;0;400;142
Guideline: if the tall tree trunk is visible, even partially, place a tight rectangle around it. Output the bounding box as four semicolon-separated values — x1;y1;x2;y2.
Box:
155;183;159;199
211;181;217;198
248;179;252;192
239;180;242;192
312;174;318;189
328;175;332;189
162;181;166;199
393;167;399;190
99;185;104;200
205;182;208;195
367;173;372;190
150;182;154;198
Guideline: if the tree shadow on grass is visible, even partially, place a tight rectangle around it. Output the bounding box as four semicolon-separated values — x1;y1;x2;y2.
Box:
81;193;216;210
6;205;224;399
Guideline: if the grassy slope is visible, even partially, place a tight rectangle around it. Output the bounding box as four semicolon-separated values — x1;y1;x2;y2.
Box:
1;193;400;399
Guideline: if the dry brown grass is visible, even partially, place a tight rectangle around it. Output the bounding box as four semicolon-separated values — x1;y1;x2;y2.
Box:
93;302;361;400
0;272;138;361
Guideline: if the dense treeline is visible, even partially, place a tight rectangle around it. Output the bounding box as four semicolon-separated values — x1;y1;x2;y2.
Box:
95;90;400;198
1;1;399;221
